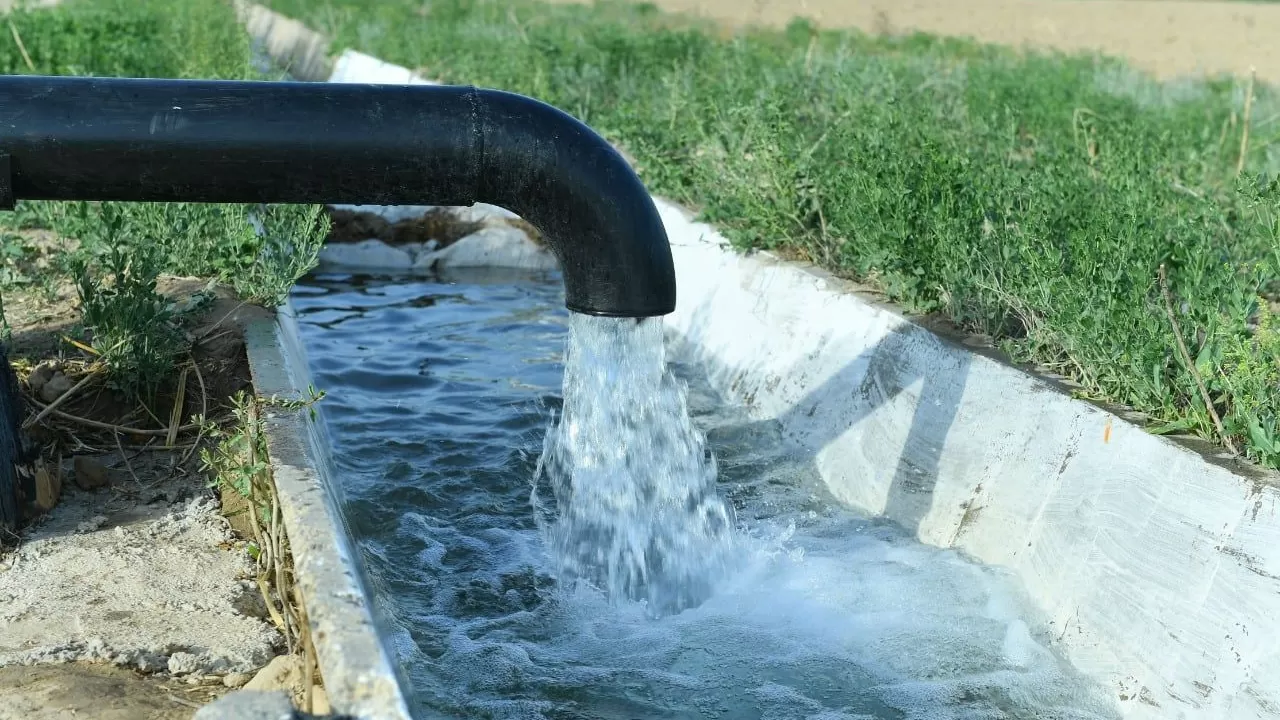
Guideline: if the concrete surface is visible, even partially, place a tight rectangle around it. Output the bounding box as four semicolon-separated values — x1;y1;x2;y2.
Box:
0;0;62;11
654;198;1280;720
240;310;411;720
233;0;332;82
310;177;1280;719
328;50;436;87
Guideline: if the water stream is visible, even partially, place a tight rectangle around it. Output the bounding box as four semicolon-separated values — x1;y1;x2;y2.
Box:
291;270;1118;720
533;315;736;618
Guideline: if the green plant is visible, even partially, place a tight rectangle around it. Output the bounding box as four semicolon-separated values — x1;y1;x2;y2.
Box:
116;202;330;307
1221;305;1280;467
200;386;325;509
199;387;323;655
0;0;329;390
70;205;184;397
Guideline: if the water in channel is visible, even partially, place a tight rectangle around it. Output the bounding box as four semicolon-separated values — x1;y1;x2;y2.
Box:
291;269;1118;720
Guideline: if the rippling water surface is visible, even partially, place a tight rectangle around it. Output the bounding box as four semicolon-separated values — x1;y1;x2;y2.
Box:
291;270;1117;720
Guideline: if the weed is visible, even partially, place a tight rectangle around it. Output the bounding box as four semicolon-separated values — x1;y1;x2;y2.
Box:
0;0;329;390
69;205;184;397
266;0;1280;467
200;386;325;516
199;387;324;654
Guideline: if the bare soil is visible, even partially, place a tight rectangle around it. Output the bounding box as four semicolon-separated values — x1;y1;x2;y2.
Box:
0;271;280;718
0;662;224;720
553;0;1280;82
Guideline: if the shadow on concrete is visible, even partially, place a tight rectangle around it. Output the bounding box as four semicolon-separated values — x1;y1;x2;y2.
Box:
674;317;972;538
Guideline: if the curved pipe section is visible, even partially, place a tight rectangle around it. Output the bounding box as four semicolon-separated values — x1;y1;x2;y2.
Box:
0;75;676;317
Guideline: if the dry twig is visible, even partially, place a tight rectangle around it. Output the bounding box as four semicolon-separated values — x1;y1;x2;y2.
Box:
181;359;210;465
7;20;34;72
1158;264;1238;456
24;366;101;429
167;366;190;447
1237;67;1257;177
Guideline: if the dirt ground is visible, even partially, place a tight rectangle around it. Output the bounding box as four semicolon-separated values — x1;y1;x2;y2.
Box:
0;663;221;720
0;269;280;718
552;0;1280;82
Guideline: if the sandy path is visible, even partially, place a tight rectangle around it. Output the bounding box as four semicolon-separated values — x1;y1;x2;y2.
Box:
555;0;1280;81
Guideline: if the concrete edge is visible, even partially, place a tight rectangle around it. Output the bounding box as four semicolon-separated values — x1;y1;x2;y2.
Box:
233;0;333;82
240;306;412;720
315;230;557;274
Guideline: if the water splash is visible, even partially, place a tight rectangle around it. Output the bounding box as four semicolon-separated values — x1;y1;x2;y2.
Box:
533;315;737;617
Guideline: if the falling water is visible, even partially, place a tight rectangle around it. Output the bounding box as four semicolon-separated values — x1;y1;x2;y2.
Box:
533;315;737;617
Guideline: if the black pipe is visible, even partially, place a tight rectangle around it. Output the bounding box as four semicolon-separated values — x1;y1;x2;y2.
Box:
0;345;24;534
0;74;676;318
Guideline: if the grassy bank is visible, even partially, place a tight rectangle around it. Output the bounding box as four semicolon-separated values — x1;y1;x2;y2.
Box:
0;0;327;395
268;0;1280;469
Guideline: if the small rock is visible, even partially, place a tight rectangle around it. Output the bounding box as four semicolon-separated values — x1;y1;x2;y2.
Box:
168;651;201;675
33;463;61;512
39;371;74;404
72;456;110;490
223;672;252;688
244;654;302;693
27;361;58;396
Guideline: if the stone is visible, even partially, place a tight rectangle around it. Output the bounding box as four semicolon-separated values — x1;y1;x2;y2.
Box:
192;689;295;720
33;462;61;512
244;654;302;693
167;651;200;675
26;361;58;396
190;687;346;720
223;672;252;688
72;456;109;490
38;371;73;404
316;239;413;271
413;226;556;272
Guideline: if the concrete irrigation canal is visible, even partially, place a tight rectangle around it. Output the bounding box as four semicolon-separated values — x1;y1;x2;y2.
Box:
2;5;1279;719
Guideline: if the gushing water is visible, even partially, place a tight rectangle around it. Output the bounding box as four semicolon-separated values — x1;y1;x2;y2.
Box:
533;315;737;617
295;273;1122;718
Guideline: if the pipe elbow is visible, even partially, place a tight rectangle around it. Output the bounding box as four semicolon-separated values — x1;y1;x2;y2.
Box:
0;76;676;318
471;89;675;318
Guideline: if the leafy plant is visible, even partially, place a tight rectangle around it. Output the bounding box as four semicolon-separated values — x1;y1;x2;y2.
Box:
0;0;329;391
198;386;324;658
70;205;183;397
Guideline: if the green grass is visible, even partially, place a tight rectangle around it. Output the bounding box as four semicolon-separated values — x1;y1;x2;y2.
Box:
264;0;1280;468
0;0;328;396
